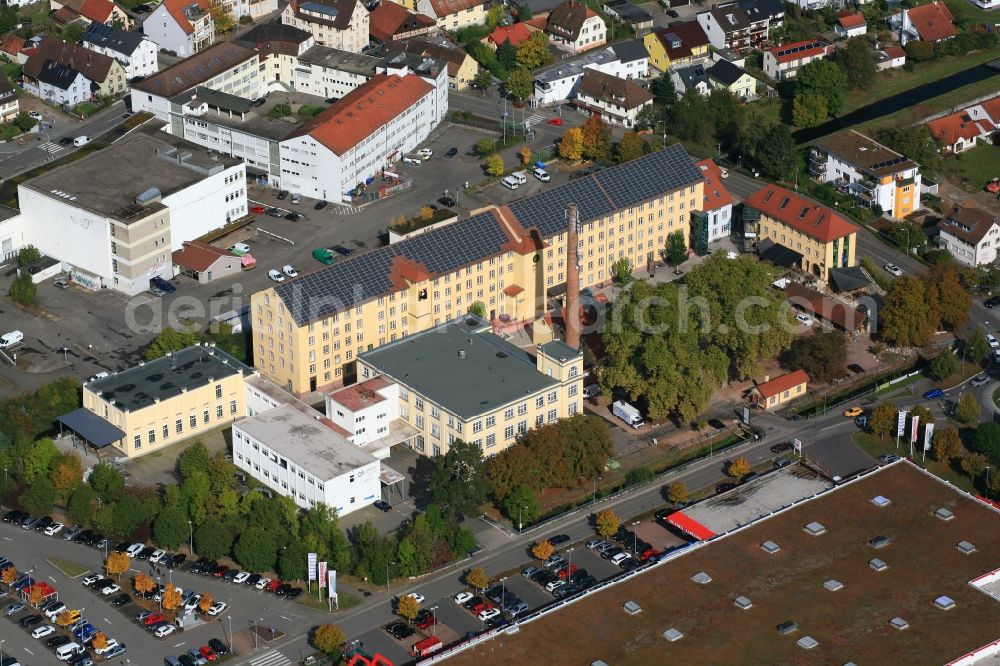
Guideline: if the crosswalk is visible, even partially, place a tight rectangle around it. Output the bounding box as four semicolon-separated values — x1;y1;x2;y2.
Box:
38;142;64;155
249;650;292;666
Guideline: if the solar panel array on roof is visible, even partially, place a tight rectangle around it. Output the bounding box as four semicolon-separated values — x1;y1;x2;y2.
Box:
870;155;908;171
776;40;822;57
397;212;510;274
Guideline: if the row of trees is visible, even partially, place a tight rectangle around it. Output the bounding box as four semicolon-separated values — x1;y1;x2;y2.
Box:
881;264;970;347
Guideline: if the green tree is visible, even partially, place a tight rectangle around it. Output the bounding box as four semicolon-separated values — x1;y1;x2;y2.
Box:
485;153;505;177
278;540;309;581
784;330;847;383
486;3;504;29
177;440;211;479
905;40;935;61
209;0;236;32
558;126;584;161
500;484;538;528
927;351;958;381
194;518;233;559
515;32;550;70
653;74;676;108
670;89;711;143
962;452;987;478
795;59;847;115
181;470;211;525
496;38;517;70
68;484;98;527
972;421;1000;466
505;67;533;100
837;37;876;89
792;92;829;127
756;124;797;180
349;520;395;585
9;273;36;306
882;276;933;347
16;245;40;268
472;68;493;90
110;495;146;537
616;131;645;164
613;257;633;284
474;137;495;156
89;461;124;501
19;438;58;485
581;115;611;161
955;392;981;426
311;624;346;655
428;440;490;524
870;402;897;440
153;503;189;550
144;326;198;360
665;231;687;269
469;301;487;318
62;22;83;42
932;427;962;462
234;526;279;572
930;264;970;331
966;330;990;364
516;3;532;20
22;476;55;514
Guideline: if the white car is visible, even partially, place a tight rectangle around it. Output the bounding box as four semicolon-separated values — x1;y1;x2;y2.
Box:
184;594;201;612
884;263;903;277
282;265;298;278
44;522;64;536
255;577;271;591
125;543;144;557
82;574;101;586
545;579;565;592
404;593;425;604
0;330;23;348
232;572;250;584
207;601;228;616
478;608;501;621
532;167;550;182
971;375;990;387
32;624;55;639
454;591;473;605
148;550;167;564
268;269;285;283
417;148;433;159
101;583;121;596
154;624;176;638
28;111;43;121
94;639;119;656
795;313;814;327
987;333;999;349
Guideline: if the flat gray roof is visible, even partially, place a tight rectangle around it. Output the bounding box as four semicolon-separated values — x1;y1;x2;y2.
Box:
538;340;580;362
22;133;241;219
235;404;377;479
298;44;380;75
535;46;620;84
182;91;329;142
359;316;558;420
88;344;253;412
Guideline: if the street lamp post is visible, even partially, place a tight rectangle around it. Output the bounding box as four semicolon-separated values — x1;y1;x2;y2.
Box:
188;521;193;556
227;615;233;653
430;606;438;637
385;560;396;593
593;476;602;504
518;505;524;534
632;521;640;555
1;638;5;665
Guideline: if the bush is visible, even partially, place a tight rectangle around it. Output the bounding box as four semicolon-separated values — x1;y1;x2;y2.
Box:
905;41;935;62
624;466;654;486
9;273;36;306
238;14;252;24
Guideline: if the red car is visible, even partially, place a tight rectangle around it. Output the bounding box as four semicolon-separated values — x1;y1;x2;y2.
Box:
547;118;563;126
212;565;229;578
639;548;660;562
557;564;580;580
416;614;437;630
250;206;266;214
143;613;166;626
471;602;493;615
266;579;283;593
199;645;218;661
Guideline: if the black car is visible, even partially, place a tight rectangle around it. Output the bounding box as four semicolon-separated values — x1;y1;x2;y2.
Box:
3;510;25;523
986;296;1000;309
569;568;589;583
179;655;198;666
91;577;113;590
275;583;292;597
34;516;54;531
266;207;282;217
484;614;505;629
251;97;267;107
445;147;458;158
666;8;678;16
286;588;303;600
111;593;131;607
314;200;328;210
18;614;43;626
547;534;570;546
208;638;231;655
769;442;793;454
284;212;301;222
276;190;289;200
192;558;215;574
848;363;865;374
136;546;155;560
385;622;414;640
166;553;187;569
114;541;131;553
741;472;760;484
74;529;93;544
59;137;74;146
333;245;354;257
246;573;262;586
463;596;483;610
373;500;391;512
223;569;240;582
46;635;71;648
85;533;103;547
438;196;456;208
716;482;736;494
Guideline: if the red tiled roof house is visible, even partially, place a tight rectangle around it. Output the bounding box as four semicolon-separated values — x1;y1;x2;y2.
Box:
749;369;809;409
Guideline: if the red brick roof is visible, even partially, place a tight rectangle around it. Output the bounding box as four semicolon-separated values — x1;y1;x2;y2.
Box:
927;111;984;146
58;0;117;23
755;370;809;399
171;241;236;273
766;39;828;64
905;1;956;42
696;159;732;212
286;74;434;156
486;23;533;48
329;375;392;411
981;96;1000;124
745;184;859;243
369;2;435;43
883;45;906;59
837;12;866;28
163;0;210;35
426;0;483;18
0;34;25;56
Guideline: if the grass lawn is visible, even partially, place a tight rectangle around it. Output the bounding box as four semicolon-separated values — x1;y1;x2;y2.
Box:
856;74;1000;135
853;431;975;493
937;144;1000;193
941;0;998;27
0;124;22;141
46;557;91;578
296;589;360;613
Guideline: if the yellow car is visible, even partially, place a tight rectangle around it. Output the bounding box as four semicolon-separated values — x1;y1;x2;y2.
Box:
843;407;864;418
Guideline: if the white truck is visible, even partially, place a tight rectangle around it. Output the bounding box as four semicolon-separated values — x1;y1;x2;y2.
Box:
613;400;644;428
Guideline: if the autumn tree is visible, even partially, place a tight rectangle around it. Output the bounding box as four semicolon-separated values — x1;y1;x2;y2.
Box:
519;145;532;166
105;551;131;579
595;508;620;538
90;632;108;651
531;539;554;562
666;481;689;505
56;610;75;626
49;452;83;503
784;330;847;383
133;572;155;596
209;0;236;32
396;593;421;622
581;115;610;161
312;624;347;654
962;452;987;478
486;3;503;28
726;458;750;480
1;565;16;585
792;93;828;128
559;126;584;161
485;153;505;178
882;276;934;347
162;583;182;611
28;584;45;606
465;566;489;591
955;392;981;425
515;32;551;70
616;131;645;163
870;402;898;440
932;428;962;463
199;592;214;613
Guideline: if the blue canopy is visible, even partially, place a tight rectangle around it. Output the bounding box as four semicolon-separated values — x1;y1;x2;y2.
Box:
58;408;125;448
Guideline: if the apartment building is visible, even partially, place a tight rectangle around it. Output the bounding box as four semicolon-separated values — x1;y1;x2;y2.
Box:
414;0;487;31
146;0;215;56
23;62;91;106
82;22;158;80
0;77;18;122
936;205;1000;267
369;1;436;44
281;0;370;53
573;68;653;127
744;183;859;283
810;129;921;219
357;317;583;458
80;345;253;458
249;144;705;394
293;44;380;99
22;37;127;98
762;39;829;80
387;38;479;90
544;0;607;54
235;23;316;85
533;40;647;106
644;21;710;72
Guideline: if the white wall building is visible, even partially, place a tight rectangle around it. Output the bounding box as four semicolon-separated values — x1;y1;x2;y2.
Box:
762;39;829;80
16;134;246;295
233;404;381;515
145;0;215;57
695;159;733;245
82;22;158;80
533;40;648;106
293;45;379;99
281;0;370;53
25;61;91;107
326;376;399;448
937;205;1000;267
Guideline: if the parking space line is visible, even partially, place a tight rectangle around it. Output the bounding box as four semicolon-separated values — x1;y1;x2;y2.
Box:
23;648;32;655
104;617;112;624
174;641;186;647
48;575;57;582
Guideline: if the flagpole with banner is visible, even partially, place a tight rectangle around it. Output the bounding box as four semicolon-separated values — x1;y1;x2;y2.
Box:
317;561;327;601
307;552;317;594
793;439;802;457
896;410;906;450
910;415;919;458
328;570;338;611
923;423;934;462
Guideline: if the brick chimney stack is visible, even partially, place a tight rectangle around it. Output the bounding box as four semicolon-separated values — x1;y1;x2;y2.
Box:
565;202;581;351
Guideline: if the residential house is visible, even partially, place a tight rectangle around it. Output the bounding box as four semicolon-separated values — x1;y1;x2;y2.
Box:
762;39;829;80
23;37;126;98
281;0;370;53
691;158;734;252
369;2;436;44
603;0;653;31
0;35;27;63
706;58;755;99
744;184;858;282
0;76;18;122
572;68;652;127
414;0;487;31
49;0;132;29
835;13;867;38
390;38;478;90
749;369;808;410
937;205;1000;267
235;23;315;86
890;1;956;46
82;22;158;80
810;129;921;219
926;96;1000;153
145;0;215;57
217;0;278;21
24;61;91;106
533;39;647;105
671;63;710;96
873;44;906;71
544;0;606;54
697;5;752;52
482;23;534;51
509;0;569;20
172;241;242;283
643;21;710;72
739;0;783;45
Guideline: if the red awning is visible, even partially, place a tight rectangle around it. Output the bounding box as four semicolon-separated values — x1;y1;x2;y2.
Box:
503;284;525;297
667;511;716;541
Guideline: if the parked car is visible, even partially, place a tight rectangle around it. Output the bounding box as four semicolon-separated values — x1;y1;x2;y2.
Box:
232;572;250;584
208;638;230;655
716;482;736;494
276;190;289;200
314;200;328;210
438;196;456;207
268;269;285;283
454;591;474;605
770;442;793;454
154;624;176;638
972;375;990;387
445;147;458;158
884;263;903;277
111;593;131;607
44;522;64;536
373;500;391;512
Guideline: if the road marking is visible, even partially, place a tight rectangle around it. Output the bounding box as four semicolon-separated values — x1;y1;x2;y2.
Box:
250;650;292;666
174;641;186;647
280;615;291;621
23;648;33;655
104;617;112;624
820;421;852;431
3;537;10;541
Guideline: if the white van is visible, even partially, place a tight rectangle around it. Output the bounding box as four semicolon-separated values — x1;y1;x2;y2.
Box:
501;175;519;190
56;642;83;661
512;171;527;185
532;167;550;182
72;136;90;147
0;330;23;348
